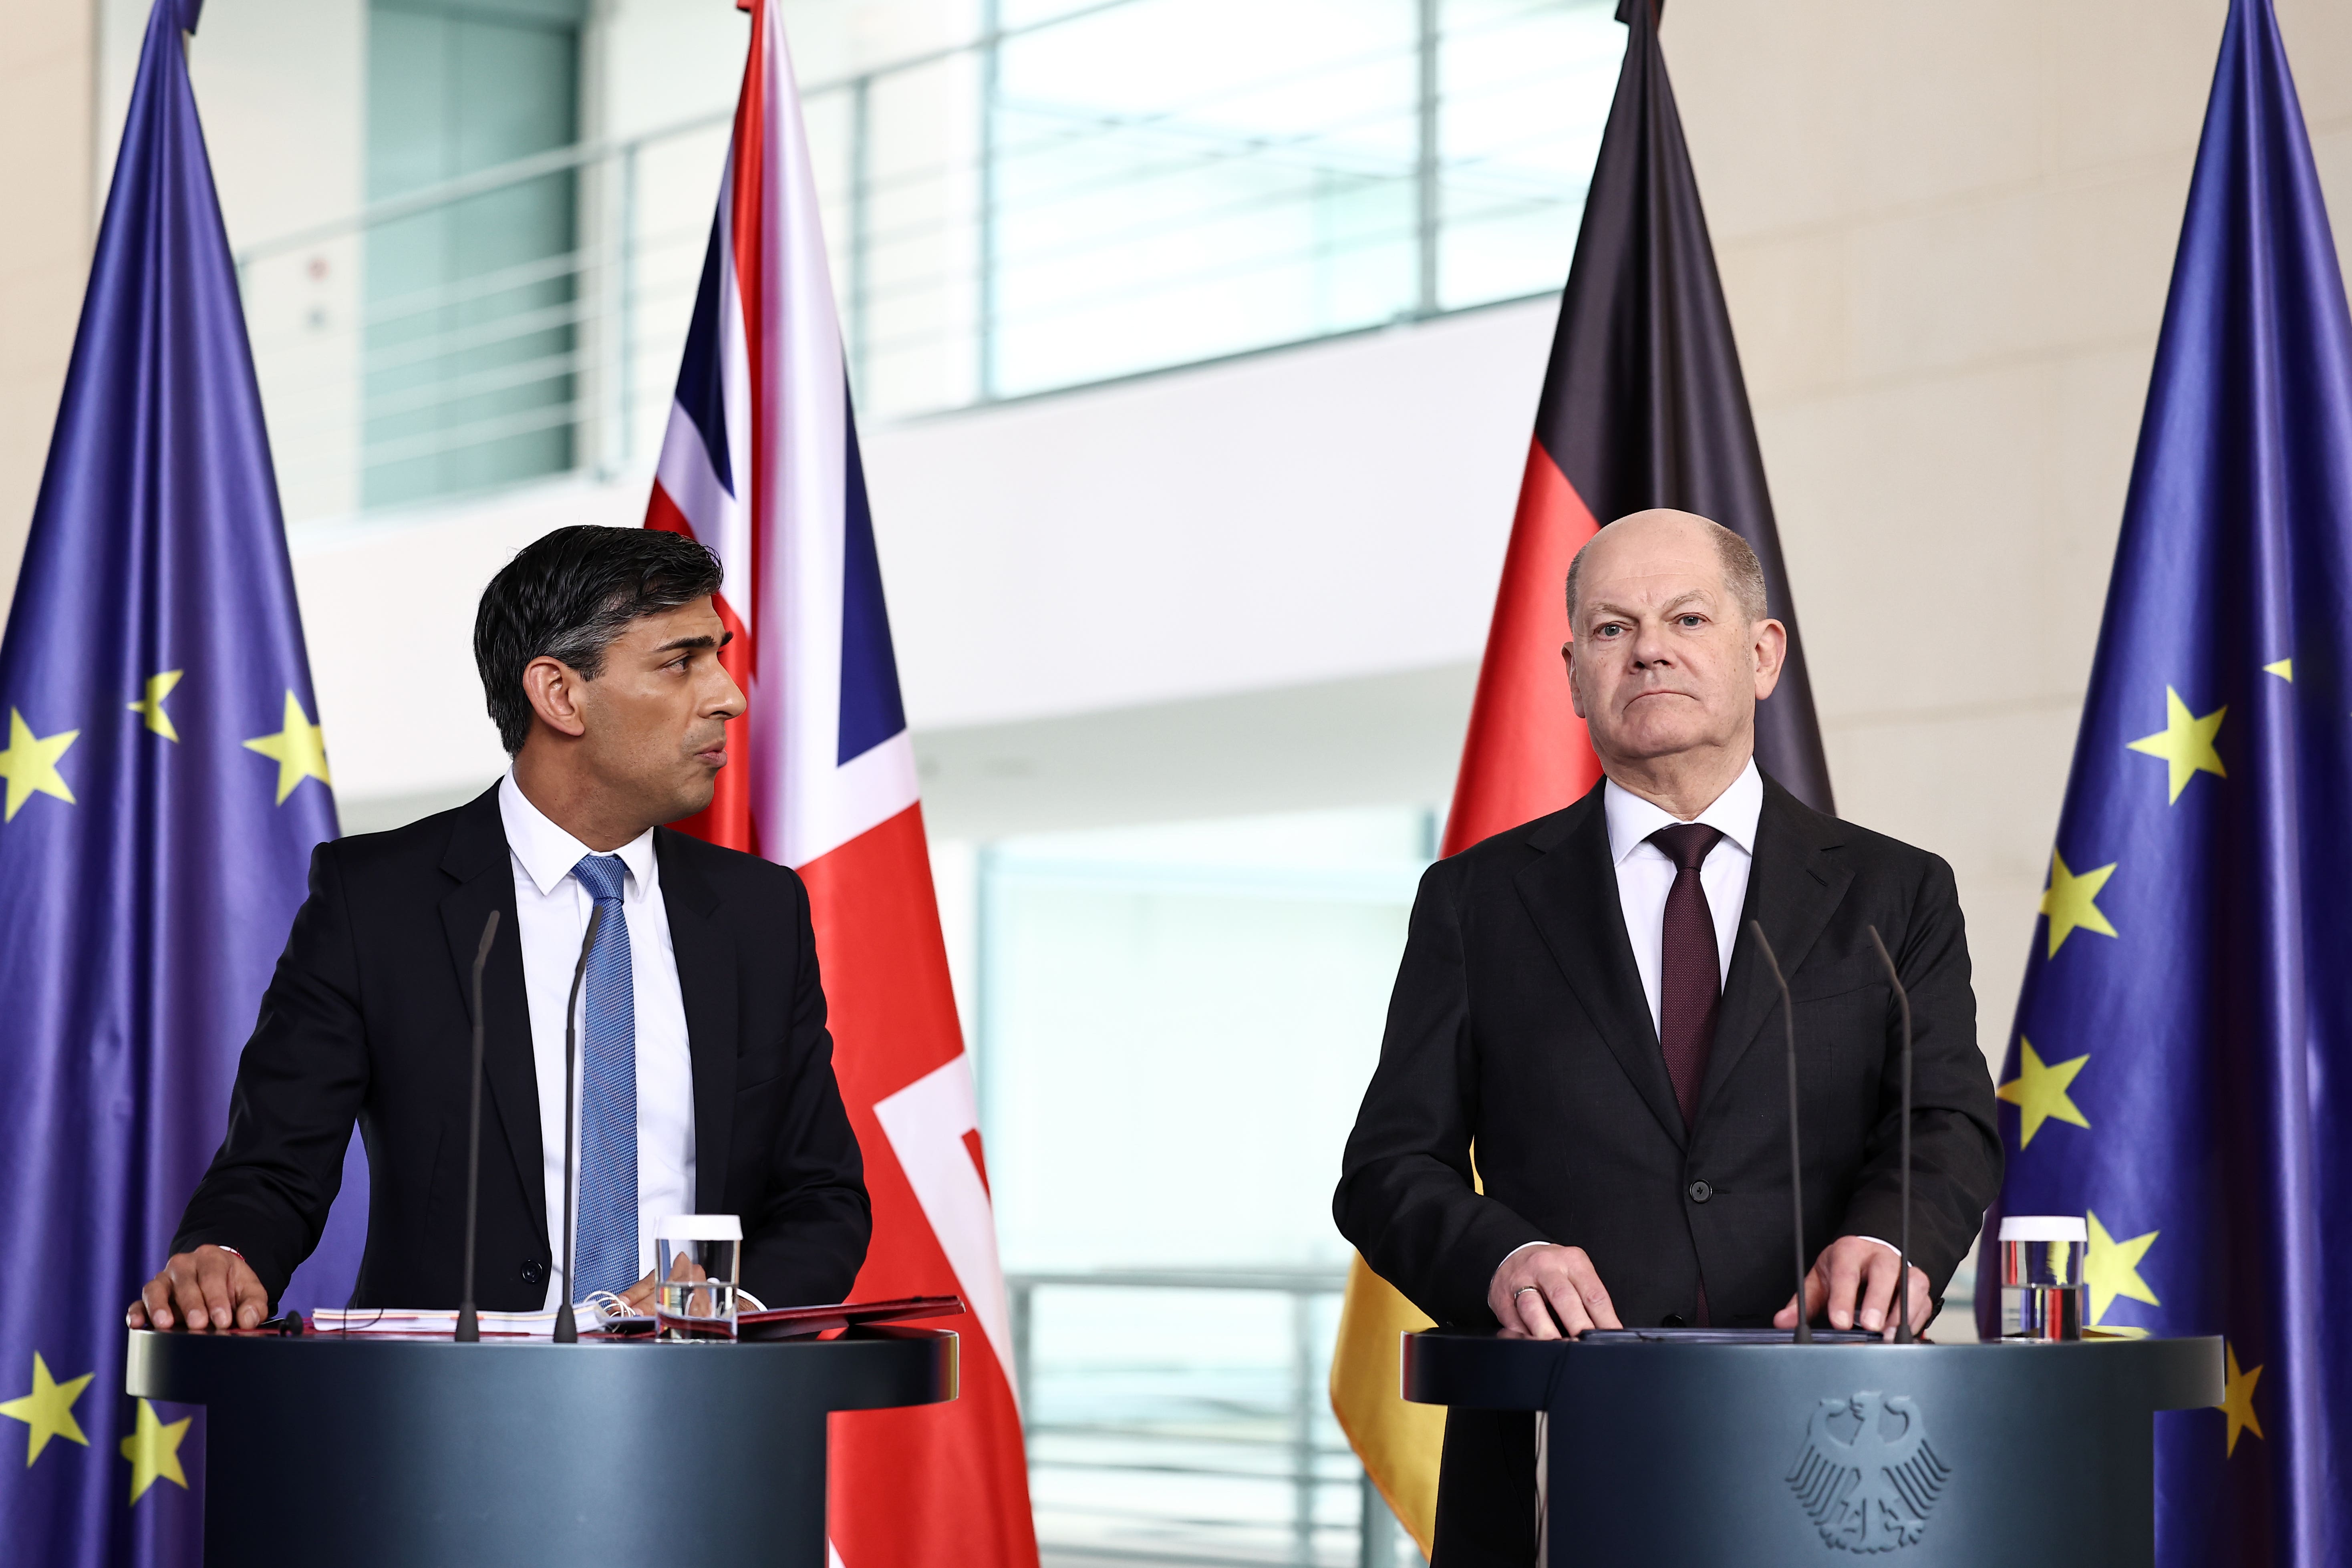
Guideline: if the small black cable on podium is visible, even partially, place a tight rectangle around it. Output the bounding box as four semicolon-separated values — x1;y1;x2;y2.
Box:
455;910;500;1343
1746;921;1811;1343
1867;925;1916;1345
552;904;606;1343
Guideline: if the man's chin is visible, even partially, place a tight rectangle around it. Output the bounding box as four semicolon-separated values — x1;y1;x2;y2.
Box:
659;773;722;827
1606;720;1736;763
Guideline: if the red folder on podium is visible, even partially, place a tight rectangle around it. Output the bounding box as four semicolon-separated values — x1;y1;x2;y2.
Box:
602;1294;966;1340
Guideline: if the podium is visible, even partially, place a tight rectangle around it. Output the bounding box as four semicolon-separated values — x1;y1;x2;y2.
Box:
1404;1328;2222;1566
126;1324;956;1567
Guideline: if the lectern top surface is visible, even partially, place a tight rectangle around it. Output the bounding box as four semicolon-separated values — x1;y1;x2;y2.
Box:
1580;1327;1881;1344
126;1323;948;1348
1402;1327;2224;1416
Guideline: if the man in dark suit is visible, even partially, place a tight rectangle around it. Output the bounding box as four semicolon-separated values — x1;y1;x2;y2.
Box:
130;526;869;1330
1333;509;2001;1566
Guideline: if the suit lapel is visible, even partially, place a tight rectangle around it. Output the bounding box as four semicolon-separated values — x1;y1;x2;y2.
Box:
657;831;737;1213
1697;779;1853;1121
1514;787;1689;1149
437;787;543;1248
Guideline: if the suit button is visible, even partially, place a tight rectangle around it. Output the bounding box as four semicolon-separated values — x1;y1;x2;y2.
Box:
1687;1180;1713;1204
520;1260;548;1287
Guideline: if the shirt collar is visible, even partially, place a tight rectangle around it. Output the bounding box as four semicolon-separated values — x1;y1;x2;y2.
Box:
1603;757;1764;866
498;770;657;899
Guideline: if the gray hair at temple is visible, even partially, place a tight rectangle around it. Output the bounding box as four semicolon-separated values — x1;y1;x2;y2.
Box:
1564;511;1770;628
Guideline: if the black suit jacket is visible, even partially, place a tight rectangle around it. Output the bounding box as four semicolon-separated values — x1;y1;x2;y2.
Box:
1333;775;2000;1566
174;785;871;1314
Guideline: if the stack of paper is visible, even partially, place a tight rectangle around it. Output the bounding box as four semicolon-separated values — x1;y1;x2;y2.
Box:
307;1303;605;1337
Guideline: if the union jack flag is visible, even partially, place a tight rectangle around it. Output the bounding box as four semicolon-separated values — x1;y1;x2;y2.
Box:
645;6;1037;1564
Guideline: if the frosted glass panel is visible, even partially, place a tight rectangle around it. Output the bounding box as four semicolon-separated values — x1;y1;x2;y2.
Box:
980;807;1434;1272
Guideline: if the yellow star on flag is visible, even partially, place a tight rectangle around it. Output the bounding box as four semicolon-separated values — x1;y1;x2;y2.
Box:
128;669;184;741
1996;1039;2090;1147
242;690;332;805
2126;687;2226;803
119;1398;190;1504
0;709;78;822
2085;1211;2161;1324
2263;658;2293;682
0;1352;93;1465
2217;1341;2264;1457
2039;851;2119;959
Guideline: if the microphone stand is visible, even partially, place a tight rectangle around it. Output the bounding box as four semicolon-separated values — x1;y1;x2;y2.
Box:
455;911;501;1343
1748;922;1810;1343
1867;926;1915;1344
552;905;606;1345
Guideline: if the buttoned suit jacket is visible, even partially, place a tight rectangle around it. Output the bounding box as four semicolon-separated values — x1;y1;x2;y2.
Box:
1332;775;2002;1567
173;785;871;1314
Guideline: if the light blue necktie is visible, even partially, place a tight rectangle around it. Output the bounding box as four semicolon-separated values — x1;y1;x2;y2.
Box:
569;853;638;1300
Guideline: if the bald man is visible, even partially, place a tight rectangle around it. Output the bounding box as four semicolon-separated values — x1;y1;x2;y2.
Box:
1334;510;2000;1567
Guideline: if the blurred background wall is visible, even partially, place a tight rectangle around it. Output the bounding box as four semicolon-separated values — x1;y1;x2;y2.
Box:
6;1;2350;1560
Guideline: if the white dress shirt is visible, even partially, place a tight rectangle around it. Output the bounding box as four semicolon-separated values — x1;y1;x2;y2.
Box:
499;773;695;1310
1602;759;1764;1039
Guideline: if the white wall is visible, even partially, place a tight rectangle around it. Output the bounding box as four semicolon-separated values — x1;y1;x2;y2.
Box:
0;0;98;620
292;296;1551;811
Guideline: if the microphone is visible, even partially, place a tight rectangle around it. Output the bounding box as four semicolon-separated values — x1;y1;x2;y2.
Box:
1866;926;1915;1344
551;904;606;1345
1748;921;1811;1343
455;910;501;1343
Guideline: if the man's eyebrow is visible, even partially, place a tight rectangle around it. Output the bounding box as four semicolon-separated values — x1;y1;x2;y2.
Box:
652;630;730;654
1588;588;1715;621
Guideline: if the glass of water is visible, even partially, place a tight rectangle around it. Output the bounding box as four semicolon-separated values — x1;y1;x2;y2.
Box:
1999;1215;2086;1341
654;1214;743;1343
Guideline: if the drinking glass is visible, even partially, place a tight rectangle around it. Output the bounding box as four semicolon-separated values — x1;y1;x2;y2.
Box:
1999;1215;2086;1341
654;1214;743;1343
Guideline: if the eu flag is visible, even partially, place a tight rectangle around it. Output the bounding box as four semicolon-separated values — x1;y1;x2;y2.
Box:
1974;0;2352;1560
0;1;357;1560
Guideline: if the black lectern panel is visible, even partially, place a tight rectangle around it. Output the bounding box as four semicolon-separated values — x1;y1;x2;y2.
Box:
126;1326;955;1568
1405;1331;2221;1568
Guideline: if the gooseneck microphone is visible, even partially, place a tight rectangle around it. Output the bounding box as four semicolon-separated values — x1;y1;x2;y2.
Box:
551;904;606;1345
1748;920;1811;1344
1867;926;1915;1344
455;910;501;1343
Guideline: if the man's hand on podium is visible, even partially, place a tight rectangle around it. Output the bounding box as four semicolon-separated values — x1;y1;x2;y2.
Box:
610;1254;713;1317
1774;1236;1931;1341
128;1244;267;1331
1489;1244;1623;1339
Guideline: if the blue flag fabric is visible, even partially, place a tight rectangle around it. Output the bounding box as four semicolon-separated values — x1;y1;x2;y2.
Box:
0;1;362;1561
1973;1;2351;1562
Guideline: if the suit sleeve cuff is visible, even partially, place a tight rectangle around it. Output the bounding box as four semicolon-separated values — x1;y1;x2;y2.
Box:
1432;1208;1551;1326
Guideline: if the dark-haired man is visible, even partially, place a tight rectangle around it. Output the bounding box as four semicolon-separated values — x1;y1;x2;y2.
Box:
131;525;870;1330
1335;510;2000;1566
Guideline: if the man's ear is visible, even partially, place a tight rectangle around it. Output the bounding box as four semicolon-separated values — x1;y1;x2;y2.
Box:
1750;619;1789;701
1563;640;1589;719
522;656;590;739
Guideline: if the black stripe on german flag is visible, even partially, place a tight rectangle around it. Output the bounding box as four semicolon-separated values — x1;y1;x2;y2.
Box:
1454;0;1834;840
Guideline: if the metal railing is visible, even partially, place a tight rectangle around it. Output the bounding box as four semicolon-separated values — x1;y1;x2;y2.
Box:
1007;1269;1410;1568
234;0;1622;523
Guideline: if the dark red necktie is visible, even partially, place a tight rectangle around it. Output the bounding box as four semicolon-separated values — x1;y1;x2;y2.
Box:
1651;822;1724;1326
1649;823;1725;1129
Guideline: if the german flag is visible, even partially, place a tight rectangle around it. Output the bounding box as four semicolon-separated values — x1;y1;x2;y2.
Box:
1332;0;1834;1554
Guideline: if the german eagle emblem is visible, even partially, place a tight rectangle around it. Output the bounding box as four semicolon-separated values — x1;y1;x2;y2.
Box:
1785;1391;1951;1552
